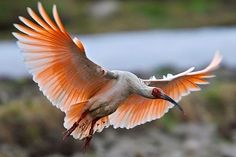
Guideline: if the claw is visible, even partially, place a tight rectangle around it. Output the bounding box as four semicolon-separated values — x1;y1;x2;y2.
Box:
82;135;93;152
81;118;99;152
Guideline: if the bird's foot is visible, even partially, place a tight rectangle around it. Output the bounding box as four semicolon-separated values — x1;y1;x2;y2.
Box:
82;135;93;152
81;118;99;152
63;122;79;140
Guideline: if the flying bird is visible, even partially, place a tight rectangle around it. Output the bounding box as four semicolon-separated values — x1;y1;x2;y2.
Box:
13;2;222;148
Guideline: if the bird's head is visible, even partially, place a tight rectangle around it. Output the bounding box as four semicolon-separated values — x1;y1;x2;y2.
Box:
152;88;185;114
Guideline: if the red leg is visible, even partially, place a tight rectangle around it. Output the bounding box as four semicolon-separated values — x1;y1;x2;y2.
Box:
82;118;99;152
63;111;88;140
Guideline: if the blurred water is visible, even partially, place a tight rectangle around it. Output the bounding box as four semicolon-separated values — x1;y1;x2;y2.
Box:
1;27;236;77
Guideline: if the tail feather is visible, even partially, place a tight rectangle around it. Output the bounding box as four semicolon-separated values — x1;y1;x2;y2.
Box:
73;118;92;139
64;101;87;128
94;116;110;132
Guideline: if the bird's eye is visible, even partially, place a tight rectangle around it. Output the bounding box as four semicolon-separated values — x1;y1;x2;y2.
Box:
152;88;161;97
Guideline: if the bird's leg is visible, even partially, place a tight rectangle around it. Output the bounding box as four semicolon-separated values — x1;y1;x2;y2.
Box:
82;118;99;151
63;111;88;140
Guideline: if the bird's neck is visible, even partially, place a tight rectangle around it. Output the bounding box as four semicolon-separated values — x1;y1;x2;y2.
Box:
133;82;155;99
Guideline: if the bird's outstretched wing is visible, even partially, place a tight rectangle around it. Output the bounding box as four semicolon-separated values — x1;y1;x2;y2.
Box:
109;52;222;129
13;2;113;112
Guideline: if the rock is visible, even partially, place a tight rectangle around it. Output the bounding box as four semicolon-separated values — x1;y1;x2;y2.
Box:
219;143;236;157
0;144;28;157
173;123;219;157
1;123;235;157
232;130;236;142
173;123;216;143
182;139;215;157
105;137;159;157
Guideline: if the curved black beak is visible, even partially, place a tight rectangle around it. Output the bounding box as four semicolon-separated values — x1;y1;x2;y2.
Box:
160;94;185;114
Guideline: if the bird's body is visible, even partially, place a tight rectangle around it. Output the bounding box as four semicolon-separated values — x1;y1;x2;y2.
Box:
84;70;153;118
13;2;222;147
88;71;134;117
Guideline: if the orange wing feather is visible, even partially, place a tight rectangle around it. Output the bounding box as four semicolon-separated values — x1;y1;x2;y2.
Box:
13;2;112;138
110;52;222;129
13;2;111;112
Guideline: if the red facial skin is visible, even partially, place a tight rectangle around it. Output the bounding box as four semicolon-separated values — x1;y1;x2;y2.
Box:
152;88;186;116
151;88;163;98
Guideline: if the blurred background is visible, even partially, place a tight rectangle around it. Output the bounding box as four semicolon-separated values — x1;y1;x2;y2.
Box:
0;0;236;157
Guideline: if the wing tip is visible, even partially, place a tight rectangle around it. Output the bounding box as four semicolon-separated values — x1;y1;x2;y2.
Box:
12;32;18;38
191;51;223;75
13;23;18;29
37;1;42;8
214;50;223;64
207;50;223;71
52;4;58;19
37;1;45;14
189;67;195;72
12;24;22;36
18;16;26;23
26;7;32;12
53;4;57;10
26;7;35;17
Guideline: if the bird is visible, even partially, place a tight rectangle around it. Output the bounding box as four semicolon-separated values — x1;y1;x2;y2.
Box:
13;2;222;148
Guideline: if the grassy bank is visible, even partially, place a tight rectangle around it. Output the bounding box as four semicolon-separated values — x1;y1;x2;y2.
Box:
2;0;236;39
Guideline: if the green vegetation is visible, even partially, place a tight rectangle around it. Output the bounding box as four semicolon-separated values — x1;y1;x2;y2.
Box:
2;0;236;39
0;82;83;156
0;66;235;156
